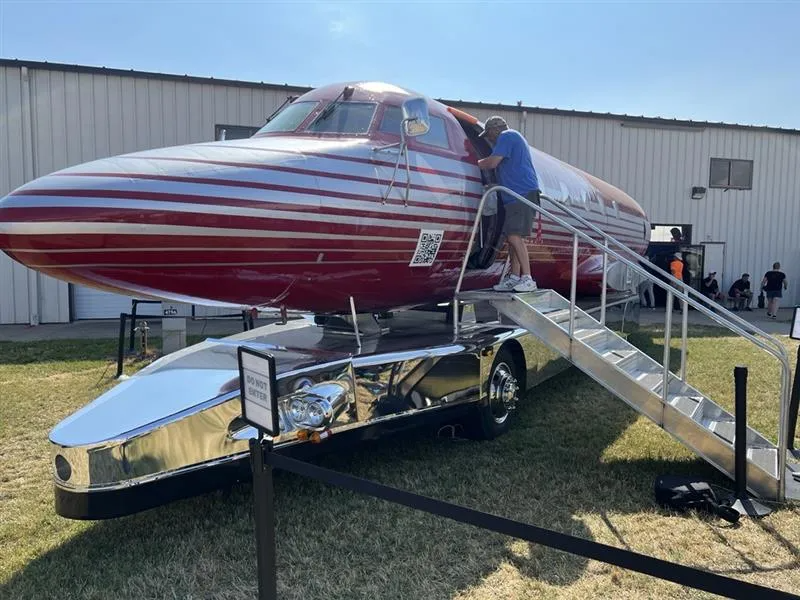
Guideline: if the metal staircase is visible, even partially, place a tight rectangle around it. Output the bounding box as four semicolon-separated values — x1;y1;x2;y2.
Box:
455;186;799;501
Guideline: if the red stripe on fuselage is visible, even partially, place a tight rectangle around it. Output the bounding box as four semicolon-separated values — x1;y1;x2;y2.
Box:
8;188;475;227
114;155;483;199
43;172;478;215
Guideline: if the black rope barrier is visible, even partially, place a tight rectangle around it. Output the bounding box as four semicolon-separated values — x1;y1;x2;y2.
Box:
256;447;799;600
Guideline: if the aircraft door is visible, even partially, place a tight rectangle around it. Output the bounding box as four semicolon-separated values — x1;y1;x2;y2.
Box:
461;127;505;270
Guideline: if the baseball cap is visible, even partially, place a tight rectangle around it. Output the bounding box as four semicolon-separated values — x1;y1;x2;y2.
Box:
479;116;508;137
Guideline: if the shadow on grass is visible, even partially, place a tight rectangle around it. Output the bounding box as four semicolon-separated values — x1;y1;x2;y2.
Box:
5;362;783;600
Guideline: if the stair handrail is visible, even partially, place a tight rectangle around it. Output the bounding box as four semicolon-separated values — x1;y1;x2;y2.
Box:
543;192;785;358
454;185;792;501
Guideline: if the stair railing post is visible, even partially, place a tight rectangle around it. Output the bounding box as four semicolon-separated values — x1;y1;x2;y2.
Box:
663;292;673;405
680;297;689;381
569;233;579;338
600;239;608;327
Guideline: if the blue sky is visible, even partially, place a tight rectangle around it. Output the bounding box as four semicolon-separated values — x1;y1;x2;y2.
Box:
2;1;799;129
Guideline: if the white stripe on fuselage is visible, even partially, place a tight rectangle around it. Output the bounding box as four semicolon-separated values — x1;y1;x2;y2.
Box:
0;221;425;241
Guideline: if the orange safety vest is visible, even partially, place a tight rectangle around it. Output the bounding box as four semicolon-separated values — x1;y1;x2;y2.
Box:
670;259;684;281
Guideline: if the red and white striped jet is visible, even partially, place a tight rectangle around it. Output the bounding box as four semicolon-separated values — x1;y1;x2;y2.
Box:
0;81;650;313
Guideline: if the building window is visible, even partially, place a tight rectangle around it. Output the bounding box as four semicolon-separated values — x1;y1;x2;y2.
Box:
709;158;753;190
215;124;260;141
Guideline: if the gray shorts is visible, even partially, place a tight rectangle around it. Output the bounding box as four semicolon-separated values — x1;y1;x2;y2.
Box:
766;290;782;299
502;190;540;237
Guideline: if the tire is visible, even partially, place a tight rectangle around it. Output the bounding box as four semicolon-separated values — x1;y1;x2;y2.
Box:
470;346;522;440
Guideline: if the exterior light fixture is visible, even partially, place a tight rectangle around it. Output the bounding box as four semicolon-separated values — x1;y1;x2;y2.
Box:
691;186;706;200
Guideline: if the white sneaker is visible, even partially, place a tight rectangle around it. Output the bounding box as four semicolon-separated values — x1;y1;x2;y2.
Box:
493;275;519;291
513;275;538;292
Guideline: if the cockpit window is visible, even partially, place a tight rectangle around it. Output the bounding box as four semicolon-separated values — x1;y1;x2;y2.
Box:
379;106;450;149
256;101;316;134
306;102;377;134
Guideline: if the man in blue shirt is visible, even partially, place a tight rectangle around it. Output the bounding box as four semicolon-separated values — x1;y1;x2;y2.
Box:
477;116;540;292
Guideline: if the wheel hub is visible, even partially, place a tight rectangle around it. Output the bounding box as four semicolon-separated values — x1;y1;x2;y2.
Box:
489;362;518;424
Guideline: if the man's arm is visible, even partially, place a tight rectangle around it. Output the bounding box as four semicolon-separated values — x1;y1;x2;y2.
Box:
477;155;503;170
477;131;513;171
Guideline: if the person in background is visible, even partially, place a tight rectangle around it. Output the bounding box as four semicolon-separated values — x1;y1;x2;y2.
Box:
670;227;683;243
700;271;724;302
669;252;684;281
638;256;656;309
668;252;684;310
761;262;788;319
728;273;753;311
477;115;540;293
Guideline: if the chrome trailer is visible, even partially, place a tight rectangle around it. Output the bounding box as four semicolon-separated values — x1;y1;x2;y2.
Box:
51;305;619;519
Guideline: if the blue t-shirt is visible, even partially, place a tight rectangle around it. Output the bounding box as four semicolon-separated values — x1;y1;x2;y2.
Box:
491;130;540;205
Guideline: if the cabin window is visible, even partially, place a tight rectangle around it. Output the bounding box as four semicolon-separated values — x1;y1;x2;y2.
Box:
256;101;317;134
709;158;753;190
306;102;377;134
379;107;450;149
215;125;260;141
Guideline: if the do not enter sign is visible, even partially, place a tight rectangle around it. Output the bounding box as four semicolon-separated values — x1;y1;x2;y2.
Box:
238;346;279;437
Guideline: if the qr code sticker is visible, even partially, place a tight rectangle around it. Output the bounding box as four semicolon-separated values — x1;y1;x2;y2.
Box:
409;229;444;267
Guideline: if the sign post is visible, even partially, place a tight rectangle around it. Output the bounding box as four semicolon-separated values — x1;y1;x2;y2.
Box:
238;346;280;600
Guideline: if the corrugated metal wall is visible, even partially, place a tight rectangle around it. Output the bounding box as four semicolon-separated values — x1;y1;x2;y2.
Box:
465;105;800;304
1;63;798;323
0;64;297;323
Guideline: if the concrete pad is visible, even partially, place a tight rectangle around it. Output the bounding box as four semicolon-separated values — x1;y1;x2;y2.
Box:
0;318;281;342
636;305;796;336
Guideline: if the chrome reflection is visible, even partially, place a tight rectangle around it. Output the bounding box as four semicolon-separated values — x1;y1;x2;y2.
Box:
489;362;518;425
48;317;570;503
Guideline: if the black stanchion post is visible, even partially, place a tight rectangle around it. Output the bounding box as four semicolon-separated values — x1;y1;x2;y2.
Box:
788;347;800;452
116;313;126;378
251;437;277;600
730;366;772;517
238;346;280;599
734;367;747;498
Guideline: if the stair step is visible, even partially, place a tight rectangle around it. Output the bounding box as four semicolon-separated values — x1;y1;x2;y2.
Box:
600;349;639;366
748;447;778;478
573;327;605;342
668;394;704;417
708;419;736;444
630;370;664;391
545;308;572;323
587;338;630;357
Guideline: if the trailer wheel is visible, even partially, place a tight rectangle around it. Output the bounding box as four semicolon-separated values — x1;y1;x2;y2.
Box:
472;346;520;439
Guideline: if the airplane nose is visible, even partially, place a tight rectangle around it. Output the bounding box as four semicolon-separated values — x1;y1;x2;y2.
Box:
0;140;327;301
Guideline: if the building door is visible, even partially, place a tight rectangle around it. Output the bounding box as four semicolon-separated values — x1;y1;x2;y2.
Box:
701;242;726;289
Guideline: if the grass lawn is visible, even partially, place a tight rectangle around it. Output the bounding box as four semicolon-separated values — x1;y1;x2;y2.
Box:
0;328;799;599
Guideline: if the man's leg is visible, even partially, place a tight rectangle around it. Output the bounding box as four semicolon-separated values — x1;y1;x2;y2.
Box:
509;248;521;278
507;235;530;277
